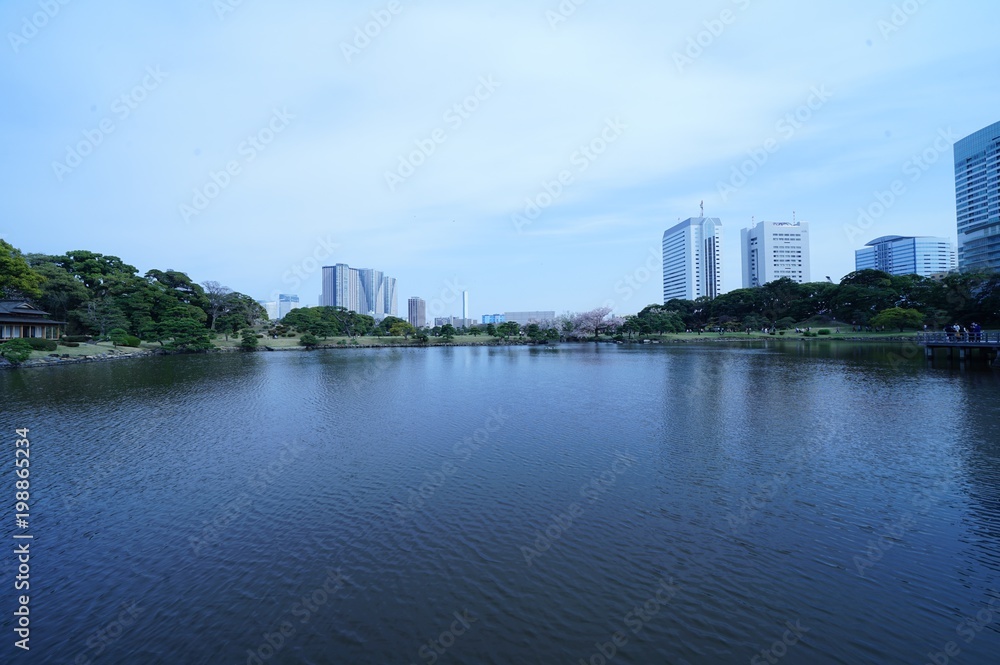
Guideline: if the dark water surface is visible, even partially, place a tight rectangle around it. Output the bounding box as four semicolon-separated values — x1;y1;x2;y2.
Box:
1;342;999;664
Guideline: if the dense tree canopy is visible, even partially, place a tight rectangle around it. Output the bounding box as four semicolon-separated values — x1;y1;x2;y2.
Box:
4;242;264;351
662;271;1000;330
1;240;44;299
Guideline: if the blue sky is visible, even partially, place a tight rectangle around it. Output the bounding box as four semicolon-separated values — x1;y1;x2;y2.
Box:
2;0;998;318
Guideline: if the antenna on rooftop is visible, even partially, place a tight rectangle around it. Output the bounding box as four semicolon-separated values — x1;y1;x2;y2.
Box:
793;210;796;223
700;200;704;218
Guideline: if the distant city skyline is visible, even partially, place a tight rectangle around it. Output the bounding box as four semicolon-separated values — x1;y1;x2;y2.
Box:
2;2;996;315
321;264;397;320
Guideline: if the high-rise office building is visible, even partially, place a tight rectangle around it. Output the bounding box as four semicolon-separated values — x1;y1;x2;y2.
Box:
408;297;427;329
741;221;811;287
955;121;1000;270
855;236;956;277
256;299;279;320
662;217;723;302
321;264;398;320
462;291;469;321
277;294;301;319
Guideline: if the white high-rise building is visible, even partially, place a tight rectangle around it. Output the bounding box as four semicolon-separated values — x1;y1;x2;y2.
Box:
855;236;956;277
662;217;723;302
257;300;280;320
321;264;398;320
462;291;469;321
277;294;301;319
741;221;811;288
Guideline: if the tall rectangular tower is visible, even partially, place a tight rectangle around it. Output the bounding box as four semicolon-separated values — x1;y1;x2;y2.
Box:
662;217;723;302
741;220;811;287
408;297;426;328
955;121;1000;270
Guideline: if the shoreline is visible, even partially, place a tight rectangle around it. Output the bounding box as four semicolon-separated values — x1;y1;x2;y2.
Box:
0;335;923;371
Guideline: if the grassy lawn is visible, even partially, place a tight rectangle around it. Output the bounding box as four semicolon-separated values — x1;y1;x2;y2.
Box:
27;340;159;360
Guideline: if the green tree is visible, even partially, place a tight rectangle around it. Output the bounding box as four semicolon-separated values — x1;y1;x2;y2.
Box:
53;250;139;295
240;328;259;350
440;323;456;342
216;312;244;341
468;326;482;337
299;333;319;348
496;321;520;341
145;269;211;314
163;318;214;351
145;307;213;351
525;323;542;343
635;305;685;334
0;339;33;365
201;281;233;330
389;321;415;339
108;328;129;346
81;296;129;337
25;256;90;323
621;316;640;340
377;316;407;337
1;239;44;299
869;307;925;332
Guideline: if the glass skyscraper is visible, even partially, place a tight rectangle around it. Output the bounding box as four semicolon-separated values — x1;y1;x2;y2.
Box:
321;264;398;320
955;121;1000;270
855;236;956;277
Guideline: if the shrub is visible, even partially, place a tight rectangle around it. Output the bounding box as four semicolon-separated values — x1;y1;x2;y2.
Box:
818;329;831;336
119;335;142;347
60;341;80;348
0;339;33;364
61;335;92;343
299;333;319;348
25;338;58;352
778;331;786;336
240;329;259;351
